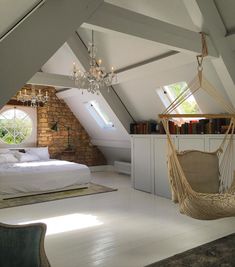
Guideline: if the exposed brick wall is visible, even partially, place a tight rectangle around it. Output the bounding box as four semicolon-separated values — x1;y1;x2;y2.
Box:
12;86;107;166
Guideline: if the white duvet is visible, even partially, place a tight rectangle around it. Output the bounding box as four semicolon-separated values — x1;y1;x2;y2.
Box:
0;159;91;196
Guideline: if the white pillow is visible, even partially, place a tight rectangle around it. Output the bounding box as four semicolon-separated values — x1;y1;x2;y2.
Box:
0;153;18;163
14;152;40;162
27;147;50;160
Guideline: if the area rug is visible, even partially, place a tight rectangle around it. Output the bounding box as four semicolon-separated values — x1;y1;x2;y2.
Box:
146;233;235;267
0;183;117;209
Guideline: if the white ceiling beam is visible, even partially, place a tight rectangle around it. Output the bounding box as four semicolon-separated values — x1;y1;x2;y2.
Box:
67;32;134;131
29;72;76;88
0;0;103;108
84;2;218;57
195;0;235;104
115;51;179;75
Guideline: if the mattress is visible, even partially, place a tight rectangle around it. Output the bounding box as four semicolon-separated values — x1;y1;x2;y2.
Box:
0;159;91;196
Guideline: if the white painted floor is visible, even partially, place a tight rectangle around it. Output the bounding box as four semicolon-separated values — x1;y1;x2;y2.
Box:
1;172;235;267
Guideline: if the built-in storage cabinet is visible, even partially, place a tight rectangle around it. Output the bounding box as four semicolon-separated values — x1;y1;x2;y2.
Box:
131;137;153;193
131;135;234;199
153;137;172;198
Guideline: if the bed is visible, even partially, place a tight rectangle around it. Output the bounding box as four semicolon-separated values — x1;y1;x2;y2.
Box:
0;147;91;198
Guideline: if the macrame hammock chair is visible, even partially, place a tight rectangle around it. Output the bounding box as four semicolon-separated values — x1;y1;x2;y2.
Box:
159;33;235;220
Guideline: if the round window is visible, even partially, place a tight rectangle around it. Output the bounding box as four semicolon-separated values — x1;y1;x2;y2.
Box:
0;108;33;144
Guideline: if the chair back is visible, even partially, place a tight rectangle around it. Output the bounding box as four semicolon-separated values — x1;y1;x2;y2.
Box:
0;222;50;267
177;150;220;193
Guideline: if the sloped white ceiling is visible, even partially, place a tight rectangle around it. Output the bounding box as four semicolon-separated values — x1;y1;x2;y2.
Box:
77;28;170;71
214;0;235;33
0;0;41;38
105;0;198;31
41;43;81;76
115;59;231;121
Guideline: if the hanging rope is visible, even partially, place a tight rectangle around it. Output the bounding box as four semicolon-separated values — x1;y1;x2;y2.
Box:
162;32;209;115
197;32;208;85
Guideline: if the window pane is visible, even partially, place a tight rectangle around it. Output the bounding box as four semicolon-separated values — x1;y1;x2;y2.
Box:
0;108;33;145
164;82;201;114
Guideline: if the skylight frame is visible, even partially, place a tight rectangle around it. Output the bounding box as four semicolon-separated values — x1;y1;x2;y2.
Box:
157;81;201;124
157;81;201;114
85;100;115;130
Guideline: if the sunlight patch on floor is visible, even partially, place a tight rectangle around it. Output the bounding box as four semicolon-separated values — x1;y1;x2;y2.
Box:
19;213;103;235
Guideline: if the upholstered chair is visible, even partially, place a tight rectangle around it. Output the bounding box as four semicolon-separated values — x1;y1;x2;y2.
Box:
0;222;50;267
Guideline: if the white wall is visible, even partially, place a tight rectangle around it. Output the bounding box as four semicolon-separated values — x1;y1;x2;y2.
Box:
99;147;131;164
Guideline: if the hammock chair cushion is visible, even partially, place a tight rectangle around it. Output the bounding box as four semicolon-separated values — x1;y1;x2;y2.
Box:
177;150;220;193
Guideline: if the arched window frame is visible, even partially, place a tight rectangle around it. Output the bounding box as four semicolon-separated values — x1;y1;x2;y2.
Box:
0;105;37;148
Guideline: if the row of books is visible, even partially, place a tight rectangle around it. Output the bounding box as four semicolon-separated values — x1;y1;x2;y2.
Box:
131;118;232;135
163;118;231;135
130;121;158;134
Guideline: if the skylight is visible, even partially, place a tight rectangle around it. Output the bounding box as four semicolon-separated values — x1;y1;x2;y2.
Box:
157;81;201;114
85;100;115;129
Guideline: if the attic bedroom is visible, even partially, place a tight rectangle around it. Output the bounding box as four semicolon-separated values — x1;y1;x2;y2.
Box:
0;0;235;266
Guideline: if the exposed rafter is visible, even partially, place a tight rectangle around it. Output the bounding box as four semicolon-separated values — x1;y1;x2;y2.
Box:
115;51;179;74
84;2;218;57
0;0;103;108
194;0;235;104
29;72;76;88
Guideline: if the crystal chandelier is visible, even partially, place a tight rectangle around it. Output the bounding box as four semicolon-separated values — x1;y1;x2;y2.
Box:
71;30;117;94
17;86;49;108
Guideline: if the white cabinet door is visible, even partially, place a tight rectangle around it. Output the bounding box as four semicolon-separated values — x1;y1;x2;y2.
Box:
154;137;172;199
207;137;224;152
132;137;153;193
178;136;205;151
208;136;235;175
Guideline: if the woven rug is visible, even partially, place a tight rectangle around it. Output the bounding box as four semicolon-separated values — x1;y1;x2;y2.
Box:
0;183;117;209
145;233;235;267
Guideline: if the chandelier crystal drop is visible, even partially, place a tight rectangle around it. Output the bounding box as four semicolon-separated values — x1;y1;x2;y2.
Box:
17;86;49;108
71;30;117;94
